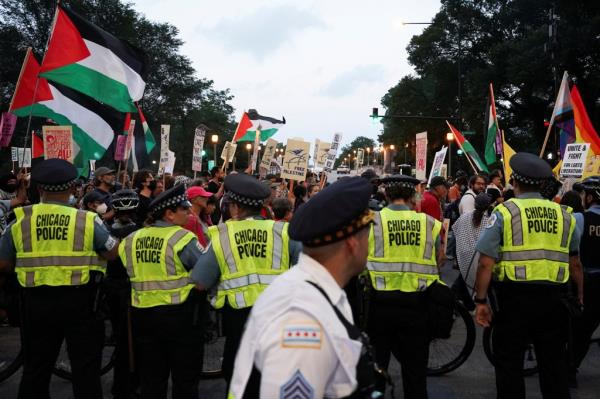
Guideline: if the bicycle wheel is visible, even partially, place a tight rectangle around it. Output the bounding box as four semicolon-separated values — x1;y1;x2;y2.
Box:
0;322;23;382
199;309;224;379
52;319;116;380
482;324;538;376
427;301;476;376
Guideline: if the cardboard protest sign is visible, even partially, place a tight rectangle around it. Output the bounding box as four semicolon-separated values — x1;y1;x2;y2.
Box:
316;141;331;168
324;133;343;172
165;150;176;174
415;132;428;180
114;135;127;161
281;139;310;181
220;141;237;163
260;138;278;170
124;120;136;162
158;124;170;173
428;146;448;185
313;139;320;167
42;125;73;162
560;143;590;178
0;112;17;147
192;126;206;172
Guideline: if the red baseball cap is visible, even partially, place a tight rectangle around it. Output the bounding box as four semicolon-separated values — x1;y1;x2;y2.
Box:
187;186;213;199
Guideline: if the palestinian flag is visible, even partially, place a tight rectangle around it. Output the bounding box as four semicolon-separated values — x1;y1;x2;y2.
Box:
40;6;147;113
233;109;285;142
136;104;156;153
446;121;489;173
10;49;123;168
484;83;501;165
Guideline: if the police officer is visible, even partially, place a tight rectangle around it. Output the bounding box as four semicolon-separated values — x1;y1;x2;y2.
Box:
229;177;382;398
366;175;443;398
474;152;584;399
0;158;119;399
119;184;204;399
571;176;600;384
106;189;142;398
191;173;301;386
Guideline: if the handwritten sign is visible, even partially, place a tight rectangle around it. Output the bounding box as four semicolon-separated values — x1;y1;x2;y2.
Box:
192;126;206;172
324;133;343;172
0;112;17;147
158;124;170;173
560;143;590;178
220;141;237;163
316;141;331;168
42;125;73;162
415;132;428;180
281;139;310;181
260;138;278;170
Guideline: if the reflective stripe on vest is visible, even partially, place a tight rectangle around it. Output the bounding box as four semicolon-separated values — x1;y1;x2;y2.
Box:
367;208;441;292
130;276;193;291
12;205;104;287
495;198;574;284
209;219;291;309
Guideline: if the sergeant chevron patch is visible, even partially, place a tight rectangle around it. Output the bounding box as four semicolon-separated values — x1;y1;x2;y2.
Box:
280;370;314;399
281;321;322;349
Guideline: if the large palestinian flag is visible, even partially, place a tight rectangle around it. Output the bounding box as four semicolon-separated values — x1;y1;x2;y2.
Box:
233;109;285;142
10;49;123;168
446;121;489;173
40;6;147;113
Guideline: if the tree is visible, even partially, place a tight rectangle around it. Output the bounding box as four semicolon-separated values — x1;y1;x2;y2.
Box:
380;0;600;163
0;0;235;173
335;136;376;168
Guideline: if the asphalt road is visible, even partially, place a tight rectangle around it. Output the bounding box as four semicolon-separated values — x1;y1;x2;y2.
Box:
1;264;599;398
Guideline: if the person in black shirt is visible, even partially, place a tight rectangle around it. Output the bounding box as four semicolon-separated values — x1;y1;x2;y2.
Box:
132;170;155;226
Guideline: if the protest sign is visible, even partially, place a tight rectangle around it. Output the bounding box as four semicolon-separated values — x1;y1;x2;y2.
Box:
415;132;428;181
357;148;364;167
15;148;31;168
428;146;448;185
192;126;207;172
42;125;73;162
158;124;170;173
114;135;127;161
281;139;310;181
316;141;331;168
123;120;136;162
220;141;237;163
165;150;176;174
324;133;343;172
0;112;17;147
260;138;278;170
560;143;590;178
313;139;320;167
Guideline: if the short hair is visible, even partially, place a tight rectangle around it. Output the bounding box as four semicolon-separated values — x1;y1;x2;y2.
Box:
385;185;415;202
210;166;221;177
272;198;292;219
469;174;488;187
133;169;153;191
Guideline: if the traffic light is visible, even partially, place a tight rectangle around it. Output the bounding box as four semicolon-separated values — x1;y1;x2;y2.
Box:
372;108;379;118
457;149;464;155
544;119;550;127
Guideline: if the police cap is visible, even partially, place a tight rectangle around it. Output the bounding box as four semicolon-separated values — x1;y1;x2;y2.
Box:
380;175;421;189
224;173;271;208
149;184;191;214
509;152;554;185
31;158;78;192
289;177;374;247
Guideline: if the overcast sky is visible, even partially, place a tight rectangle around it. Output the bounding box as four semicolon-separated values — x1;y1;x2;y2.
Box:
135;0;441;149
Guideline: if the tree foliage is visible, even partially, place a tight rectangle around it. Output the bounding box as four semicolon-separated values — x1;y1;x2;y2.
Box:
335;136;376;167
0;0;235;173
380;0;600;165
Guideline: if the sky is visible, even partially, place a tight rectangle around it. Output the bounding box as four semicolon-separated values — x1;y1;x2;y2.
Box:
134;0;442;150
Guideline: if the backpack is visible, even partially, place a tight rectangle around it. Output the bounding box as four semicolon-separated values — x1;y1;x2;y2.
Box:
444;192;474;228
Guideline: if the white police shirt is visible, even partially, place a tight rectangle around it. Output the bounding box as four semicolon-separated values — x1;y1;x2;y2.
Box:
229;253;362;398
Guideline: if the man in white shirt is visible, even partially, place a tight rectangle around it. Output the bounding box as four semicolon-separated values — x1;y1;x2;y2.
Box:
459;174;487;215
229;177;383;398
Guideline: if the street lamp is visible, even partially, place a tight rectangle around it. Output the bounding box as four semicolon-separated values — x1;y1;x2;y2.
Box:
390;144;395;151
446;132;454;176
246;143;252;166
211;134;219;166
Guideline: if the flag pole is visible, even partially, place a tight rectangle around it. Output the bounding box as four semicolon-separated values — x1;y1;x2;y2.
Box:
540;71;569;158
20;5;60;168
222;112;246;172
539;120;554;158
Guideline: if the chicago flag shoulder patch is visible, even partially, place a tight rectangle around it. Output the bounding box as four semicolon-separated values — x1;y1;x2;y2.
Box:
281;321;322;349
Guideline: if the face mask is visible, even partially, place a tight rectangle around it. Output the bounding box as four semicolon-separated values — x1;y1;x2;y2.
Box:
96;203;108;215
68;195;77;206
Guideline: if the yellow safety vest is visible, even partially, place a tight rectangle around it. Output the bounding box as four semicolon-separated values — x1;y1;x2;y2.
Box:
208;219;290;309
367;207;442;292
119;226;196;308
11;204;106;287
495;198;574;284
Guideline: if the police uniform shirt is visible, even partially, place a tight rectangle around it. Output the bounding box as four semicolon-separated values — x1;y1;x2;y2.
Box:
0;201;118;261
475;192;580;260
575;204;600;274
146;220;204;270
190;216;302;289
229;253;361;398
